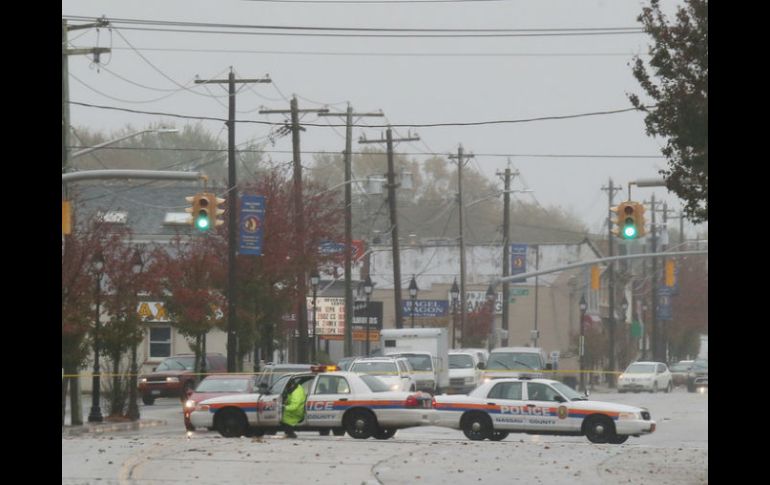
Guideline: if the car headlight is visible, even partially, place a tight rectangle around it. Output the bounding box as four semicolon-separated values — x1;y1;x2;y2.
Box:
185;400;196;409
166;377;180;383
618;412;641;420
390;384;400;391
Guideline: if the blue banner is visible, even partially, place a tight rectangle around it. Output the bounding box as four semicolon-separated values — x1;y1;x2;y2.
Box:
510;243;528;283
656;287;673;321
239;195;265;256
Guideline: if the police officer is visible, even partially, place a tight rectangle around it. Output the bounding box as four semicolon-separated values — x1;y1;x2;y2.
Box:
281;380;306;438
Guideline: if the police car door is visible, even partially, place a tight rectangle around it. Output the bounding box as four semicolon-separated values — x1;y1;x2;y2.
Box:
523;382;570;431
257;375;290;426
486;381;527;431
305;375;351;427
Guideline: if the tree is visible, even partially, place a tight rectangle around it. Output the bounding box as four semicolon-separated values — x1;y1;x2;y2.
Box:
629;0;708;223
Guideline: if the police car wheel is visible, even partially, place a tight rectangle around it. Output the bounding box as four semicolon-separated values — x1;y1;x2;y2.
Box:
373;428;396;440
344;410;377;439
583;415;614;444
490;431;509;441
461;412;492;441
216;409;247;438
319;429;331;436
608;434;629;444
332;427;346;436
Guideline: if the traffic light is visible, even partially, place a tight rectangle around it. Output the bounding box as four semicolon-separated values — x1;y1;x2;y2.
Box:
590;265;601;290
612;201;646;240
212;195;226;228
664;260;676;287
62;200;72;235
185;192;216;232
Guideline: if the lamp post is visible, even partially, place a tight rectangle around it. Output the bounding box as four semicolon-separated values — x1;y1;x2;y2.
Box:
641;302;649;360
619;295;629;380
408;276;418;328
363;276;373;356
485;284;497;350
310;269;320;363
579;295;587;394
88;252;104;423
450;278;459;349
127;249;143;421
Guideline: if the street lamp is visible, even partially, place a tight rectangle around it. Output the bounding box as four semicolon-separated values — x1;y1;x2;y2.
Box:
641;302;649;360
579;295;588;394
88;251;104;423
127;249;143;421
486;284;497;350
363;276;374;356
310;269;320;363
71;127;179;159
450;278;460;349
408;276;418;328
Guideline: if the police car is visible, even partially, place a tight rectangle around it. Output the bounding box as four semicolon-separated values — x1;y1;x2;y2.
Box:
432;377;655;444
189;366;434;439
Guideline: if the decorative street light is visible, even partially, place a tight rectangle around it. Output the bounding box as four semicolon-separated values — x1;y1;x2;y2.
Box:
408;276;418;328
363;276;373;356
486;283;497;350
579;295;588;394
88;251;105;423
310;269;320;363
450;278;460;349
127;249;143;421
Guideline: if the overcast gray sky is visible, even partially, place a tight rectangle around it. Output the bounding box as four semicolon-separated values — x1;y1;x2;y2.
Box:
62;0;706;238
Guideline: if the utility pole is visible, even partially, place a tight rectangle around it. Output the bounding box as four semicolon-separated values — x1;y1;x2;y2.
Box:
260;97;328;364
449;146;474;347
496;163;517;347
601;179;622;387
319;106;383;357
61;16;110;428
197;69;271;372
359;128;419;329
647;194;661;362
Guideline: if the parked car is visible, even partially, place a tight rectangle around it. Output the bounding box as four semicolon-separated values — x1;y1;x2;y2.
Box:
349;357;417;392
138;353;227;405
447;350;484;394
432;378;655;444
686;359;708;393
669;360;694;387
617;361;672;393
184;374;258;431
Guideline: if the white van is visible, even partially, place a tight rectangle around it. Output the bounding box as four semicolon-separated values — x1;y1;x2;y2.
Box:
480;347;551;383
447;350;484;394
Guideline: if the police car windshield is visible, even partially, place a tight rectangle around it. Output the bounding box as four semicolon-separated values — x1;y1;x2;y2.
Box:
350;361;398;375
157;357;195;371
359;375;391;392
486;353;540;371
449;354;474;369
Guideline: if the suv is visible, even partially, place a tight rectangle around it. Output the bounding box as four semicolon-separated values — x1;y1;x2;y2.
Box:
138;353;227;405
481;347;550;383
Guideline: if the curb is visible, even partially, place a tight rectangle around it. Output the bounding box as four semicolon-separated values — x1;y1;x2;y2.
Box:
62;419;167;436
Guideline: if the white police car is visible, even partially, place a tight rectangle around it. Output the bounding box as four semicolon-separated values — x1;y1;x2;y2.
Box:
189;366;434;439
432;377;655;444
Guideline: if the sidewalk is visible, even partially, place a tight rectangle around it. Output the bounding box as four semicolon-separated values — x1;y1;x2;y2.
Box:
62;417;166;437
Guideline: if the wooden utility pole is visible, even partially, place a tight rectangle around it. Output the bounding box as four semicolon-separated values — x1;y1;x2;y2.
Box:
319;106;383;357
496;164;516;347
602;179;622;386
359;128;419;329
197;69;271;372
449;146;474;346
260;97;328;363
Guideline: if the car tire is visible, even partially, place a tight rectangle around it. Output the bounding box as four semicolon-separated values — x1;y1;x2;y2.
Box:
142;395;155;406
373;428;397;440
215;409;247;438
583;415;615;444
319;429;331;436
332;427;346;436
490;431;509;441
461;412;492;441
344;409;377;439
608;434;629;445
665;381;673;393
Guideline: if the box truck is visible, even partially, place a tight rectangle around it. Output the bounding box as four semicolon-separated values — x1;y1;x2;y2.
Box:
380;328;449;394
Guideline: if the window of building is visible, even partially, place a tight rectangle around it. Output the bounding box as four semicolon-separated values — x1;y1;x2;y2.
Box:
149;326;171;359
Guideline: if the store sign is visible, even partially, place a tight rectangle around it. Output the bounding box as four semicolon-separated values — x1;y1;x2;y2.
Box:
402;300;449;317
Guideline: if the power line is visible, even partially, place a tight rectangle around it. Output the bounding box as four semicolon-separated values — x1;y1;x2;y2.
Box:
69;100;651;128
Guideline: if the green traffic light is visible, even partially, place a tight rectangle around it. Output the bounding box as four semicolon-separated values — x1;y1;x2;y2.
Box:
623;225;637;239
196;212;210;231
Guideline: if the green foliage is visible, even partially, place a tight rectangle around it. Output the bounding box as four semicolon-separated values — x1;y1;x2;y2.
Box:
629;0;708;223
